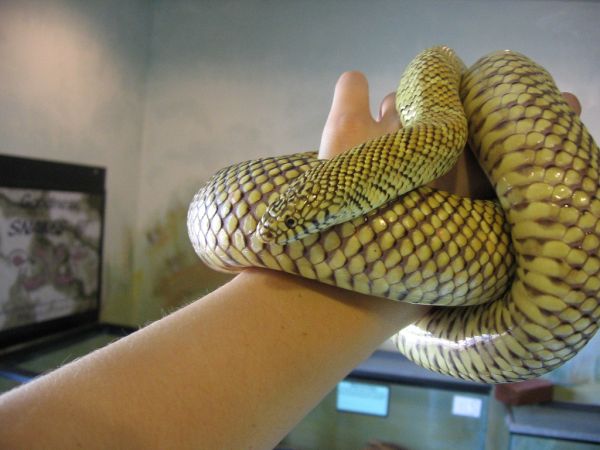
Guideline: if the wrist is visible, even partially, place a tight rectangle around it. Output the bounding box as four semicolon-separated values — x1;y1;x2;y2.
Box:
237;267;431;347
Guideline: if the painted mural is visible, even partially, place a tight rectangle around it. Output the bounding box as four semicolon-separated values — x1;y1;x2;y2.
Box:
0;188;102;331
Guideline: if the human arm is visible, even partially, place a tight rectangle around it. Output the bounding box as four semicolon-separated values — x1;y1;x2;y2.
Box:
0;270;429;449
0;72;430;450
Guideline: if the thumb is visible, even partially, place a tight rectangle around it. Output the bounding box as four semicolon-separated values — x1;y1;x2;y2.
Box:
319;72;400;160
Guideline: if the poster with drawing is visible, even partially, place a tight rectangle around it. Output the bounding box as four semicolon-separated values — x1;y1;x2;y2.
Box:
0;188;102;331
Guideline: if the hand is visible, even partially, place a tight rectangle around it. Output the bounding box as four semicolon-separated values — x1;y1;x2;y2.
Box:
317;70;493;199
318;72;582;200
319;71;399;160
563;92;582;115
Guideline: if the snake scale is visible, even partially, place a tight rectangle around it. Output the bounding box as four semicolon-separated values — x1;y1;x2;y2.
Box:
187;47;600;383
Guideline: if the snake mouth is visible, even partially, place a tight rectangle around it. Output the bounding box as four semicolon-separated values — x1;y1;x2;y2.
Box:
256;216;309;245
256;221;276;244
256;220;291;245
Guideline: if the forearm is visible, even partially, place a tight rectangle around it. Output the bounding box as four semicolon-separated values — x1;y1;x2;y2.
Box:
0;269;429;449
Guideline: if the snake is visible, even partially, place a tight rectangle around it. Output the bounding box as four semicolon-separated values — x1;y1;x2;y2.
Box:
187;46;600;383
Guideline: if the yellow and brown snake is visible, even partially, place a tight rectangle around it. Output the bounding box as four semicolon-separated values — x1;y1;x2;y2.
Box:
187;47;600;383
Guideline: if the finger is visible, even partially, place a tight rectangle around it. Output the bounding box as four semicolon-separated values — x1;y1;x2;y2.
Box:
377;92;401;133
319;72;376;159
562;92;581;116
377;92;396;120
319;73;401;160
328;71;373;122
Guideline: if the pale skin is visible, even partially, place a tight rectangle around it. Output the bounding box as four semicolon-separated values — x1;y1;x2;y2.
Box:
0;72;581;449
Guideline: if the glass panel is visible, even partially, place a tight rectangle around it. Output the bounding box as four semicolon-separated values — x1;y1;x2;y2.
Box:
0;375;22;394
13;331;120;373
281;378;488;450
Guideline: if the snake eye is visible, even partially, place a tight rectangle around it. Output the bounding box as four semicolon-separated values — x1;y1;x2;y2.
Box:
284;216;296;228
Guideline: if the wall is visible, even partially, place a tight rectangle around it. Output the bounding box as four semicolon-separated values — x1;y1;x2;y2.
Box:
139;0;600;221
0;0;153;323
137;0;600;385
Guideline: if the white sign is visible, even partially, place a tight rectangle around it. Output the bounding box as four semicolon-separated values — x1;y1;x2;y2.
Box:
452;395;483;418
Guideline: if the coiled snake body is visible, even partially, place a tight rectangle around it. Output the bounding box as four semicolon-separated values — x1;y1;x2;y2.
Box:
187;47;600;383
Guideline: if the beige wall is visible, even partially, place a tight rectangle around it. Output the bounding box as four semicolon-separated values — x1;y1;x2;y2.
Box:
139;0;600;222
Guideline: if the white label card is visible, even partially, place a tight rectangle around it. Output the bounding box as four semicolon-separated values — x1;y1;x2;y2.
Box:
451;395;482;418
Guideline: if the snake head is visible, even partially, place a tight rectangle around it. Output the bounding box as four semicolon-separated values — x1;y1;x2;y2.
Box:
256;195;309;244
256;180;344;245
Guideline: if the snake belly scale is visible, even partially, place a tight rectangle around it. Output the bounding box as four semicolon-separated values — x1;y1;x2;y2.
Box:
187;46;600;383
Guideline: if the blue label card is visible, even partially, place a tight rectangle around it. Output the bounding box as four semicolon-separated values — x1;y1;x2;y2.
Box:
336;380;390;417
